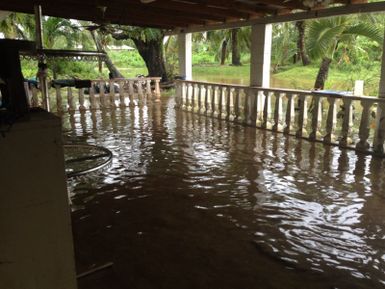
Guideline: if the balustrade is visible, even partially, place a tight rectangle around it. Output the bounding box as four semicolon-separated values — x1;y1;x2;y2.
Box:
25;77;162;113
176;80;385;156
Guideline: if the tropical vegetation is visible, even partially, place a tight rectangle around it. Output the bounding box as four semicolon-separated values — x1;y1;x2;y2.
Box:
1;11;385;95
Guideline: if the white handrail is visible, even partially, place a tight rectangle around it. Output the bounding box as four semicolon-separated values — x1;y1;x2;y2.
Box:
26;77;162;112
175;80;385;156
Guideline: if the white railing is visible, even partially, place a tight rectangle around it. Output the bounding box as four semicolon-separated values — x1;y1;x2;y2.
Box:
175;80;385;155
26;77;161;112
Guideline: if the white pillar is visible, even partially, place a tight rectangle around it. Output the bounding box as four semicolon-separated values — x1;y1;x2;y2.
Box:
178;33;192;81
250;24;272;87
373;29;385;153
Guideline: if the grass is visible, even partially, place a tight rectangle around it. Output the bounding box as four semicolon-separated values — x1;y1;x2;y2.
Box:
192;63;381;96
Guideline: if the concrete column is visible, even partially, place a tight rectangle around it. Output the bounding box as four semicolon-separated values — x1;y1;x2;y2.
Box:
250;24;272;87
373;28;385;153
178;33;192;81
0;110;78;289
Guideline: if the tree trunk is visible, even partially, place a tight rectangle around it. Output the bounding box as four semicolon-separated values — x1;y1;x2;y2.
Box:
90;30;123;78
314;57;332;90
133;38;169;82
295;21;311;66
98;58;103;73
231;29;241;66
220;39;228;65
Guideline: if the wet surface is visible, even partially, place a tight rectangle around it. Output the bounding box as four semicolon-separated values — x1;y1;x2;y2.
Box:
63;97;385;289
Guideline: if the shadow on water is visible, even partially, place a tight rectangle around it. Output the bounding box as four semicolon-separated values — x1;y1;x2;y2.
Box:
63;97;385;289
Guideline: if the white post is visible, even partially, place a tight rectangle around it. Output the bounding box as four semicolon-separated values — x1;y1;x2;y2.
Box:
250;24;272;88
373;30;385;154
178;33;192;81
354;80;364;96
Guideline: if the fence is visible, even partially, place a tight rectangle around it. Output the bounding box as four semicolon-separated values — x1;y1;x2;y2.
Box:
24;77;161;112
175;80;385;155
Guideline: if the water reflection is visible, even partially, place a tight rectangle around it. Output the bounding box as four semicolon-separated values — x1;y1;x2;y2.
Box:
64;97;385;289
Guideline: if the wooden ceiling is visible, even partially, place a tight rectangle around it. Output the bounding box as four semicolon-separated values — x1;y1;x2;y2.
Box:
0;0;367;30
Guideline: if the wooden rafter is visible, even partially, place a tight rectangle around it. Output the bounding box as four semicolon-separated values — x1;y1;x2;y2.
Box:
0;0;375;31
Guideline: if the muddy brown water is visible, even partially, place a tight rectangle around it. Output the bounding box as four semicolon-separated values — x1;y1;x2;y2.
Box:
62;97;385;289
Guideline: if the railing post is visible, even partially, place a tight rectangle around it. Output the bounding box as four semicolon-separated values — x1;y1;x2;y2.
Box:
99;81;106;109
272;92;283;131
211;86;216;117
181;82;187;110
137;80;144;106
323;96;337;143
233;88;240;123
246;88;257;126
78;88;86;111
218;86;224;119
175;81;182;109
225;87;231;121
128;81;135;107
198;84;204;114
24;82;32;106
296;93;308;138
255;90;265;126
146;79;152;100
119;80;126;107
339;98;353;147
205;85;210;115
309;95;322;140
109;80;116;108
154;78;161;102
356;100;372;151
262;91;272;129
31;87;39;107
373;102;385;154
55;85;62;113
184;83;190;110
191;83;196;112
67;87;75;112
284;93;295;134
89;85;98;110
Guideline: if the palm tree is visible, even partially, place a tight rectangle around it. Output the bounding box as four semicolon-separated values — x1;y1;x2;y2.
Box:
89;29;123;78
295;21;311;66
307;16;383;90
206;27;250;66
271;22;297;72
0;13;34;39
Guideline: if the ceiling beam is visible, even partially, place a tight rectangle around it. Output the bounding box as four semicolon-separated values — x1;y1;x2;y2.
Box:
168;1;385;34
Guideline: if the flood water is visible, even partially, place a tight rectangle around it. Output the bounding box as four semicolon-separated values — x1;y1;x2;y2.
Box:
63;96;385;289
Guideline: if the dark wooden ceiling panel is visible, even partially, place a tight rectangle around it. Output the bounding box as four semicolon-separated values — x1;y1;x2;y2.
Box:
0;0;363;30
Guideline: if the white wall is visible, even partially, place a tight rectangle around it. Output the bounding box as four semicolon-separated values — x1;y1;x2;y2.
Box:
0;110;78;289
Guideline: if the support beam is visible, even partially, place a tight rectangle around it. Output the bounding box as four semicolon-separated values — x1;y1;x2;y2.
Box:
168;2;385;35
34;5;43;50
178;33;192;81
250;24;272;87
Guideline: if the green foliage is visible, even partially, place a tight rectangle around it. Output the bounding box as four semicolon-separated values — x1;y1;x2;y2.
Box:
21;58;105;80
109;50;145;68
306;16;383;61
271;22;298;70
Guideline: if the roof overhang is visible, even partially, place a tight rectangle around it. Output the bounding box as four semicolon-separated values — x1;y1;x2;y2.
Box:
0;0;382;34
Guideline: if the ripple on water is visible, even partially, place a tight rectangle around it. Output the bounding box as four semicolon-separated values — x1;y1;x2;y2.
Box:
64;99;385;288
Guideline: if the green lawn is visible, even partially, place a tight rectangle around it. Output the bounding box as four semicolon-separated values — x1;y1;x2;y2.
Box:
191;64;381;96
